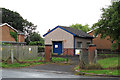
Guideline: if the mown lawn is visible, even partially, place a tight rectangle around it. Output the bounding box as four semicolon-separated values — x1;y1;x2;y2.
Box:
97;56;119;68
75;55;120;76
79;70;119;76
1;57;67;68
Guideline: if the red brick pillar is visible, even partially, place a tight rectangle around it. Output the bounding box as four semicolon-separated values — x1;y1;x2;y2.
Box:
88;44;97;64
45;45;52;62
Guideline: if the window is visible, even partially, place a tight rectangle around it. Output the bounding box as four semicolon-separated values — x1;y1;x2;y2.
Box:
55;45;58;48
77;42;82;48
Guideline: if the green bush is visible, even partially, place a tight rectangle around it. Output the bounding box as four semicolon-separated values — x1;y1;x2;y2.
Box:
2;43;11;46
52;57;67;62
38;46;44;52
29;41;44;46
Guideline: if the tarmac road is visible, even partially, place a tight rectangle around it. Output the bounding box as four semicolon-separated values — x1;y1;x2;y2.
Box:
1;66;119;80
2;68;119;80
2;68;84;78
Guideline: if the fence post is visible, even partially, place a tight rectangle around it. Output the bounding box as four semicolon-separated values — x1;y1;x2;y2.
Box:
45;45;52;62
79;48;89;69
11;49;14;64
88;44;97;64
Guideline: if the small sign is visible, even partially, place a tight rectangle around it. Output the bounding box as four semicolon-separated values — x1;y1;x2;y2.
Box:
29;48;31;54
55;45;58;48
29;48;31;51
1;48;2;51
75;49;80;55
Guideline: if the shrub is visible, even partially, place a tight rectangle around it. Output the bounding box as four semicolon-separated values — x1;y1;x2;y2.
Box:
29;41;44;46
38;46;44;52
52;57;67;62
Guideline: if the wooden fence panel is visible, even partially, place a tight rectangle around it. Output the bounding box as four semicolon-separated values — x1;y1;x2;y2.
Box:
1;46;38;61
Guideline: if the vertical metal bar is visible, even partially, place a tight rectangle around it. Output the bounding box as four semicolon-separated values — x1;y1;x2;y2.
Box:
67;49;68;63
94;49;97;63
11;49;14;64
74;37;75;55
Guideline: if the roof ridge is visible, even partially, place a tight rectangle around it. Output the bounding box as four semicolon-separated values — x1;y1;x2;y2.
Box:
59;26;93;38
43;25;93;38
0;23;18;32
0;23;24;35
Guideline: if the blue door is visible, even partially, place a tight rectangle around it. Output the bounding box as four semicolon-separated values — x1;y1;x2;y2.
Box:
53;41;62;55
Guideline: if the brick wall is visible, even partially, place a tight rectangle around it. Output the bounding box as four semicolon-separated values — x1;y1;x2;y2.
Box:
0;25;25;42
88;45;97;64
63;48;74;56
1;25;16;42
45;45;52;62
17;34;25;42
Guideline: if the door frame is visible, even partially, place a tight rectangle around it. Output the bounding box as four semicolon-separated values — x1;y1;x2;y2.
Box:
52;41;63;55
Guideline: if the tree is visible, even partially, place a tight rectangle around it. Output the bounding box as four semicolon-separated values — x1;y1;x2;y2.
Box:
92;1;120;50
70;24;91;32
2;8;37;43
23;19;37;39
30;32;43;42
2;8;24;31
26;32;44;45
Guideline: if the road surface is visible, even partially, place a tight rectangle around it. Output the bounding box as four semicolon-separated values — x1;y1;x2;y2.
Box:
2;68;91;78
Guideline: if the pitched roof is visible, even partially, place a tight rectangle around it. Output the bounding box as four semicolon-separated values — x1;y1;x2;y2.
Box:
87;29;94;33
60;26;93;38
0;23;24;35
43;26;93;38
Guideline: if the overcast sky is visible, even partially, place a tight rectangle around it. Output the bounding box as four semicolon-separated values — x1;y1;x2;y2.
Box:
0;0;111;36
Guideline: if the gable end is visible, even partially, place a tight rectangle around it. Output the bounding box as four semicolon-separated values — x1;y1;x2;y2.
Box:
43;26;76;37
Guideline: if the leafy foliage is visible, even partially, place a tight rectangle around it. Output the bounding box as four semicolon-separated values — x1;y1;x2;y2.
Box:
23;20;37;39
92;2;120;50
70;24;91;32
52;57;67;63
29;41;44;46
26;32;44;45
10;30;17;41
2;8;37;43
2;8;24;31
30;32;43;42
38;46;44;52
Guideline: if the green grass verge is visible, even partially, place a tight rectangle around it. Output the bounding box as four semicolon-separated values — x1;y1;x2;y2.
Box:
79;70;119;76
75;56;119;76
2;62;45;68
98;54;118;56
97;56;119;68
1;57;67;68
20;57;44;62
21;57;67;63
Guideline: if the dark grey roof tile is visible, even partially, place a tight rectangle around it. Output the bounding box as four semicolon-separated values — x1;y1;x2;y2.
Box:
60;26;93;38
